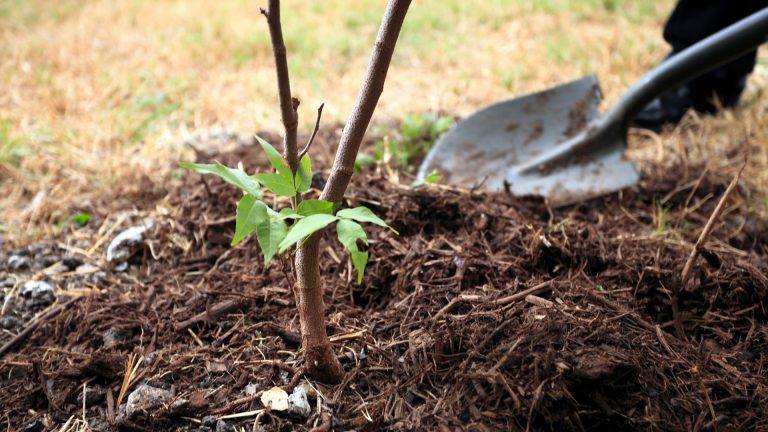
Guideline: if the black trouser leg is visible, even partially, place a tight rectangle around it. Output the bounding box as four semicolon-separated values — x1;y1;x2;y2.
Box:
663;0;767;102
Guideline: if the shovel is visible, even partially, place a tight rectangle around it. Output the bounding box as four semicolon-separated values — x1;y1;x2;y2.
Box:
417;8;768;206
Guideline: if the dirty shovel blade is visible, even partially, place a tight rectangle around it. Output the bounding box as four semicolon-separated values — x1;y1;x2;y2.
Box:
418;75;639;206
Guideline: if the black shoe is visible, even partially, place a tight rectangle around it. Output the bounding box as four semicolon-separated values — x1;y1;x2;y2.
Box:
632;78;746;132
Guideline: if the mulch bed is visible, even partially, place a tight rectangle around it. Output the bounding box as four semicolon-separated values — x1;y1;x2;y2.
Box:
1;131;767;431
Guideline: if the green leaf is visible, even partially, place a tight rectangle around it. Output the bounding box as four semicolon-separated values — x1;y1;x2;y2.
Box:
255;135;290;178
336;206;398;234
278;214;338;253
410;169;441;189
336;219;368;250
297;199;334;216
295;154;312;192
278;207;302;220
350;250;368;284
231;195;287;264
256;206;288;265
232;194;266;246
70;212;92;226
252;173;296;197
429;116;454;137
179;162;261;198
337;220;369;284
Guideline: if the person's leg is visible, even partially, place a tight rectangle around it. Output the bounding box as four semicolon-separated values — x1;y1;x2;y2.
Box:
634;1;767;130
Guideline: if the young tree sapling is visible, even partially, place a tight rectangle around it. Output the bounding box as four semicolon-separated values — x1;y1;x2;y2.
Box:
181;0;411;383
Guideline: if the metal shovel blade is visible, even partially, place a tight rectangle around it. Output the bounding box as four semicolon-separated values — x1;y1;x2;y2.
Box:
417;75;639;206
417;8;768;206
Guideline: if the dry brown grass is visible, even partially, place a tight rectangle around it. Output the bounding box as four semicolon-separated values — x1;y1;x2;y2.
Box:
0;0;766;244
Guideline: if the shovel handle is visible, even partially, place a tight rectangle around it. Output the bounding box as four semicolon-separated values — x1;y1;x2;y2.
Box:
609;7;768;125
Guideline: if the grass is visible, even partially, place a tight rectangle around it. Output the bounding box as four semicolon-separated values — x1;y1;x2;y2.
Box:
0;0;766;243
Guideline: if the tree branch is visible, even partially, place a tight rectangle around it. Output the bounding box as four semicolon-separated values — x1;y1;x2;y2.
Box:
294;0;411;384
320;0;411;203
298;103;324;159
679;161;746;290
263;0;300;174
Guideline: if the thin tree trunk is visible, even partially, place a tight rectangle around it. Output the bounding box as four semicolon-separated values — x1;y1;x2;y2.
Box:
321;0;411;203
263;0;300;174
296;0;411;383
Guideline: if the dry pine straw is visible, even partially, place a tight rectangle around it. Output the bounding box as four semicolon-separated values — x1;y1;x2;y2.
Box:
1;136;767;431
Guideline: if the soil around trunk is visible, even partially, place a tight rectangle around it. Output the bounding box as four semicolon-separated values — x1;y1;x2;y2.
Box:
1;131;767;431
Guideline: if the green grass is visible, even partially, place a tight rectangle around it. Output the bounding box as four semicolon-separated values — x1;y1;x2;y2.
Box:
370;112;454;173
0;0;84;28
0;118;28;167
0;0;671;151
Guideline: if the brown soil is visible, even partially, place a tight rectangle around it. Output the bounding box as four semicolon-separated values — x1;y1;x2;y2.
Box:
1;130;767;431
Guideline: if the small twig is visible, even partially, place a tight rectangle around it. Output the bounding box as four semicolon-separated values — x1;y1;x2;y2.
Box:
490;337;522;372
265;322;302;345
298;103;325;159
212;393;264;416
174;299;245;332
308;412;332;432
217;408;265;420
328;330;366;343
187;328;205;347
200;176;213;200
679;162;745;290
492;280;553;305
286;366;305;391
107;386;116;424
671;160;745;340
82;382;87;421
279;256;297;302
655;324;680;359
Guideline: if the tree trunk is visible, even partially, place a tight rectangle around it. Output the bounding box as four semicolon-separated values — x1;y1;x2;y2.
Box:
296;0;411;384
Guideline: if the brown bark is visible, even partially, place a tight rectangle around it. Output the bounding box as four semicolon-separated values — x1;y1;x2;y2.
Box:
321;0;412;203
262;0;299;174
295;0;411;384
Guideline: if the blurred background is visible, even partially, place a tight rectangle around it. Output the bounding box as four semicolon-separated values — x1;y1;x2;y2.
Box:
1;0;766;241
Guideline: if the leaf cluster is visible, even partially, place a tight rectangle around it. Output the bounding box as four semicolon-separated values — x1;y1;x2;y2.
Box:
180;137;396;284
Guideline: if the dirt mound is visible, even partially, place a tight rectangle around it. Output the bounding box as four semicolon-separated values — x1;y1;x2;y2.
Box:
1;140;767;431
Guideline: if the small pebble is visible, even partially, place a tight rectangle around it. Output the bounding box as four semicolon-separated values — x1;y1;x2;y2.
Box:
286;386;312;419
215;420;233;432
245;382;258;396
62;256;84;270
19;280;56;308
106;225;148;265
169;398;192;416
7;255;31;271
76;384;106;406
1;315;20;329
102;327;127;349
122;384;173;420
40;255;61;267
